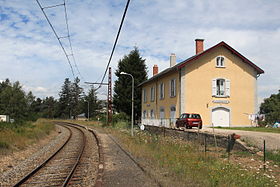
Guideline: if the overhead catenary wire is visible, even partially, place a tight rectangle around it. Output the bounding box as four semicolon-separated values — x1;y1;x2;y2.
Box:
35;0;77;79
97;0;131;89
63;0;84;81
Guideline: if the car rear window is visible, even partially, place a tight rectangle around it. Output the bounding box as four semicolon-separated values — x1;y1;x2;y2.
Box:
189;114;201;119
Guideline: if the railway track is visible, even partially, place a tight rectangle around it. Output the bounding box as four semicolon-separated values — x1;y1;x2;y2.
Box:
13;122;100;187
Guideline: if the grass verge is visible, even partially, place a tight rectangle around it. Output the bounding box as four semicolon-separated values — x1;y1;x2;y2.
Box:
0;119;55;155
108;123;274;187
267;151;280;165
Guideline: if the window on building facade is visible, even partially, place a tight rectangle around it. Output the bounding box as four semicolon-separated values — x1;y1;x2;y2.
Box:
160;107;165;119
216;56;225;67
212;78;230;97
143;110;147;119
217;79;225;96
143;89;147;103
150;109;154;119
159;83;164;100
150;86;155;102
170;79;176;97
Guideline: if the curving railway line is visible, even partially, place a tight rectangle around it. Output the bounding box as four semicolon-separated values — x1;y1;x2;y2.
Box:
13;122;100;187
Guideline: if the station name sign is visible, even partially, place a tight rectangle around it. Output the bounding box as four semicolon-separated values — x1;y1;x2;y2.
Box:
212;100;230;104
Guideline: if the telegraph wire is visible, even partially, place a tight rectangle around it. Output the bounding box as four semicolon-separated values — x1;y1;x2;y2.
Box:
97;0;131;89
35;0;76;79
63;0;84;81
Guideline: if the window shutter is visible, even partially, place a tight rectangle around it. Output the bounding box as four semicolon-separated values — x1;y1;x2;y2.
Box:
212;79;216;96
169;80;171;97
174;79;176;97
163;83;165;99
226;79;230;96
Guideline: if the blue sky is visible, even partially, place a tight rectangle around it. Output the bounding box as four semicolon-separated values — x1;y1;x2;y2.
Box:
0;0;279;105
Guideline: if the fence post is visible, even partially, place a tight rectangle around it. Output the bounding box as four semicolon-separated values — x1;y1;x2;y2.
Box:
263;139;266;171
227;135;231;161
204;134;207;157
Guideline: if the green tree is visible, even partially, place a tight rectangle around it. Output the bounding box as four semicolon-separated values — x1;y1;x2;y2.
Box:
114;47;148;120
260;90;280;124
84;88;102;119
41;96;58;118
0;79;29;122
58;78;72;118
70;77;83;118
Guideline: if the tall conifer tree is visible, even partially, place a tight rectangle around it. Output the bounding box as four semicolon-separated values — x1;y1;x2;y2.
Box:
114;47;148;120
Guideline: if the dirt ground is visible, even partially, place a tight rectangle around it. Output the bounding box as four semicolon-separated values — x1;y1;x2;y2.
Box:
201;127;280;151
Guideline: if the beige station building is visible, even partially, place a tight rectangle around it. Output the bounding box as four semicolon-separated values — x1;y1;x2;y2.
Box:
139;39;264;127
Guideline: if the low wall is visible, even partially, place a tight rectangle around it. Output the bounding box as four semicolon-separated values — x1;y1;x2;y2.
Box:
144;125;249;151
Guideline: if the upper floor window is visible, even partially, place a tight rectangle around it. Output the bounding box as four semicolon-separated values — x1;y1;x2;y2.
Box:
143;89;147;103
216;56;225;67
170;79;176;97
159;83;164;100
150;86;155;102
212;78;230;97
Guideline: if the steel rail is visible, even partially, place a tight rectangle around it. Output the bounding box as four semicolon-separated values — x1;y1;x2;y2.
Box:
13;124;73;187
65;122;104;187
62;123;86;186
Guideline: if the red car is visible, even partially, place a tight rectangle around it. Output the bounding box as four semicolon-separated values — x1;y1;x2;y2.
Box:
176;113;202;129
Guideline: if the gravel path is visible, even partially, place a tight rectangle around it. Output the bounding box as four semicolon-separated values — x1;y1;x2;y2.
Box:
95;129;159;187
0;125;69;186
201;127;280;151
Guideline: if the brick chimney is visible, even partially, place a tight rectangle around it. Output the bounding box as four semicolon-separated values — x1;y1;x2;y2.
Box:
195;39;204;54
153;65;158;76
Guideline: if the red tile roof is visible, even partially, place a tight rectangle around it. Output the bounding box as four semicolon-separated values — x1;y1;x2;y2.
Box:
139;41;264;86
178;41;264;74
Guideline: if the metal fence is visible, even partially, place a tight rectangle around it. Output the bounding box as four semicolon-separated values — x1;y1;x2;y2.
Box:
141;118;177;128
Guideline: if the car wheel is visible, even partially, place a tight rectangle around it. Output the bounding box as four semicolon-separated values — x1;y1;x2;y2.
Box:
199;125;202;129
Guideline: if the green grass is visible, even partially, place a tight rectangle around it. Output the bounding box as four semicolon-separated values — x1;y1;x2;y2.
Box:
267;151;280;165
215;127;280;133
0;119;55;154
111;128;274;187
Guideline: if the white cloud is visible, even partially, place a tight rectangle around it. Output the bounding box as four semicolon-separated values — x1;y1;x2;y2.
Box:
0;0;279;102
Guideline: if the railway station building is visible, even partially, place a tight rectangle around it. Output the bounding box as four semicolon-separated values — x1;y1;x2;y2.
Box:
139;39;264;127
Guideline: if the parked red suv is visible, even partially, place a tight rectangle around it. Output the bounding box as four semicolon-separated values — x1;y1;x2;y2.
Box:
176;113;202;129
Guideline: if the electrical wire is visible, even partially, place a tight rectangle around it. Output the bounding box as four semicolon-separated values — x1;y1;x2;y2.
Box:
35;0;76;79
63;0;84;81
97;0;131;89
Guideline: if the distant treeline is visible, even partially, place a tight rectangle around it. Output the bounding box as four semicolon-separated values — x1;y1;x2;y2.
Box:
0;78;102;124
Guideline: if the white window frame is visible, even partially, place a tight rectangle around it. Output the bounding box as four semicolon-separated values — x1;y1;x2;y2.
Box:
159;83;165;100
150;86;155;102
143;89;147;103
170;79;176;97
216;56;225;68
212;78;230;97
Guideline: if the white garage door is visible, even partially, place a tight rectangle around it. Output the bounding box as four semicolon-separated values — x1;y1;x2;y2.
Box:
212;107;230;127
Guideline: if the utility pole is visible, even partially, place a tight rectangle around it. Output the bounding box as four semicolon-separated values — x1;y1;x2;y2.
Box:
107;67;113;126
84;66;112;126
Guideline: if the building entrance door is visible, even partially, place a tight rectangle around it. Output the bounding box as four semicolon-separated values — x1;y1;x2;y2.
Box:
212;107;230;127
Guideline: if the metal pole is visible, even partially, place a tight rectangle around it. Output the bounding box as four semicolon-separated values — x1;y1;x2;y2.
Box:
87;101;90;121
131;75;134;136
263;139;266;171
